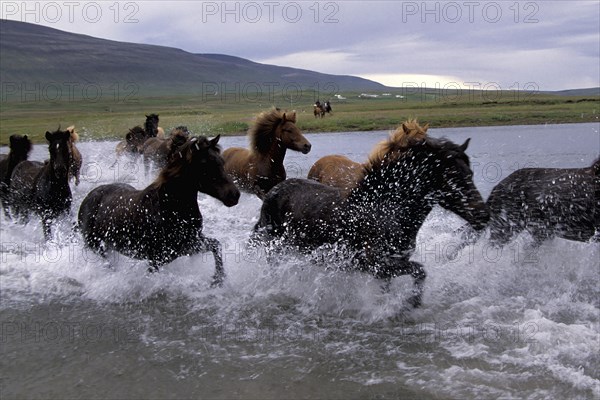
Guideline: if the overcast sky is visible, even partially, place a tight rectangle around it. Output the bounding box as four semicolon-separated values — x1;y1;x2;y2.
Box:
2;1;599;90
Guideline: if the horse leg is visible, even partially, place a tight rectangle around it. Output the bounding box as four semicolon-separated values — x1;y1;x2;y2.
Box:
42;215;53;241
196;235;225;287
379;259;427;308
406;261;427;308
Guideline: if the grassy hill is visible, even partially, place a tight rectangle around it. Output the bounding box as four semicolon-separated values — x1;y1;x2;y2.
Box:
0;19;384;97
1;20;598;144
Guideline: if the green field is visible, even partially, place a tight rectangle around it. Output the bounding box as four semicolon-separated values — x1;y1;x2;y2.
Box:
1;89;598;145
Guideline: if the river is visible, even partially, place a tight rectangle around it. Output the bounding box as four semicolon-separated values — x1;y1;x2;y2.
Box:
1;123;598;399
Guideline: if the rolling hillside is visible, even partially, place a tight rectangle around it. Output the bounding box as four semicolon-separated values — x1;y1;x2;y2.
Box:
0;19;384;97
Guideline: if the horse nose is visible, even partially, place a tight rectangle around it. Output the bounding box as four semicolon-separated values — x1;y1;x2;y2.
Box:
224;187;240;207
302;143;312;154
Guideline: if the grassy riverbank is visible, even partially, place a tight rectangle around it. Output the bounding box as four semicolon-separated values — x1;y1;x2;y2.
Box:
1;90;598;144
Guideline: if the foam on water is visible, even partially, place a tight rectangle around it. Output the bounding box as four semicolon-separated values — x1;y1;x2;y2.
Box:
1;126;599;398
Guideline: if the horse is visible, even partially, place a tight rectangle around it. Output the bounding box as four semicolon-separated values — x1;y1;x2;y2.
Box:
10;128;72;240
323;100;332;114
486;157;600;246
141;126;190;177
78;136;240;286
0;134;33;218
222;108;312;199
114;114;163;160
253;135;489;308
308;119;429;197
313;104;325;118
66;125;82;185
143;113;164;140
115;126;146;161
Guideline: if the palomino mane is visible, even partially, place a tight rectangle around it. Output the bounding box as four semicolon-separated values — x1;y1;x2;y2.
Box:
155;136;220;186
365;119;429;170
249;108;297;154
66;125;79;142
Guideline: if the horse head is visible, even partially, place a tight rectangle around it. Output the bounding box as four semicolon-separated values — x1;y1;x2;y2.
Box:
276;111;312;154
45;128;72;179
9;134;33;159
425;138;489;231
144;113;160;137
165;135;240;207
250;108;312;156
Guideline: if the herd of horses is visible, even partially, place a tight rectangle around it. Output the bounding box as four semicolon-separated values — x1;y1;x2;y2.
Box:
313;100;332;118
1;109;598;308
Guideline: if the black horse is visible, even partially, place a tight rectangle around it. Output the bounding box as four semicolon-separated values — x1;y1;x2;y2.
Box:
10;129;72;240
487;157;600;246
78;136;240;286
0;134;33;218
253;136;489;307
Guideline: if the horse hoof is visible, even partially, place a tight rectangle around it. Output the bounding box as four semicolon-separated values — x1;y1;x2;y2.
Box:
147;266;159;273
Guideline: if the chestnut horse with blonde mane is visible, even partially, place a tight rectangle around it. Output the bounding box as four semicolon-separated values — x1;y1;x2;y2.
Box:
222;108;312;198
308;119;429;197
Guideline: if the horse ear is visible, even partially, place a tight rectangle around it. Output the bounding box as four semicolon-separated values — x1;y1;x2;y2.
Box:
282;113;287;123
423;123;430;132
459;138;471;152
9;135;16;146
45;131;52;141
210;135;221;147
402;123;411;135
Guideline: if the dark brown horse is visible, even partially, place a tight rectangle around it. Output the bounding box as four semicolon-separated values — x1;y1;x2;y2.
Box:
115;126;146;161
141;126;190;176
253;136;489;308
10;128;72;240
486;157;600;246
0;134;33;218
66;125;82;185
114;114;163;160
78;136;240;286
308;119;429;197
222;108;311;198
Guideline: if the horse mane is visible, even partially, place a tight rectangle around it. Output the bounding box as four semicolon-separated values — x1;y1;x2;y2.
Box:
170;126;190;136
66;125;79;142
365;119;429;170
155;136;220;186
129;126;145;136
249;108;296;154
166;129;190;160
